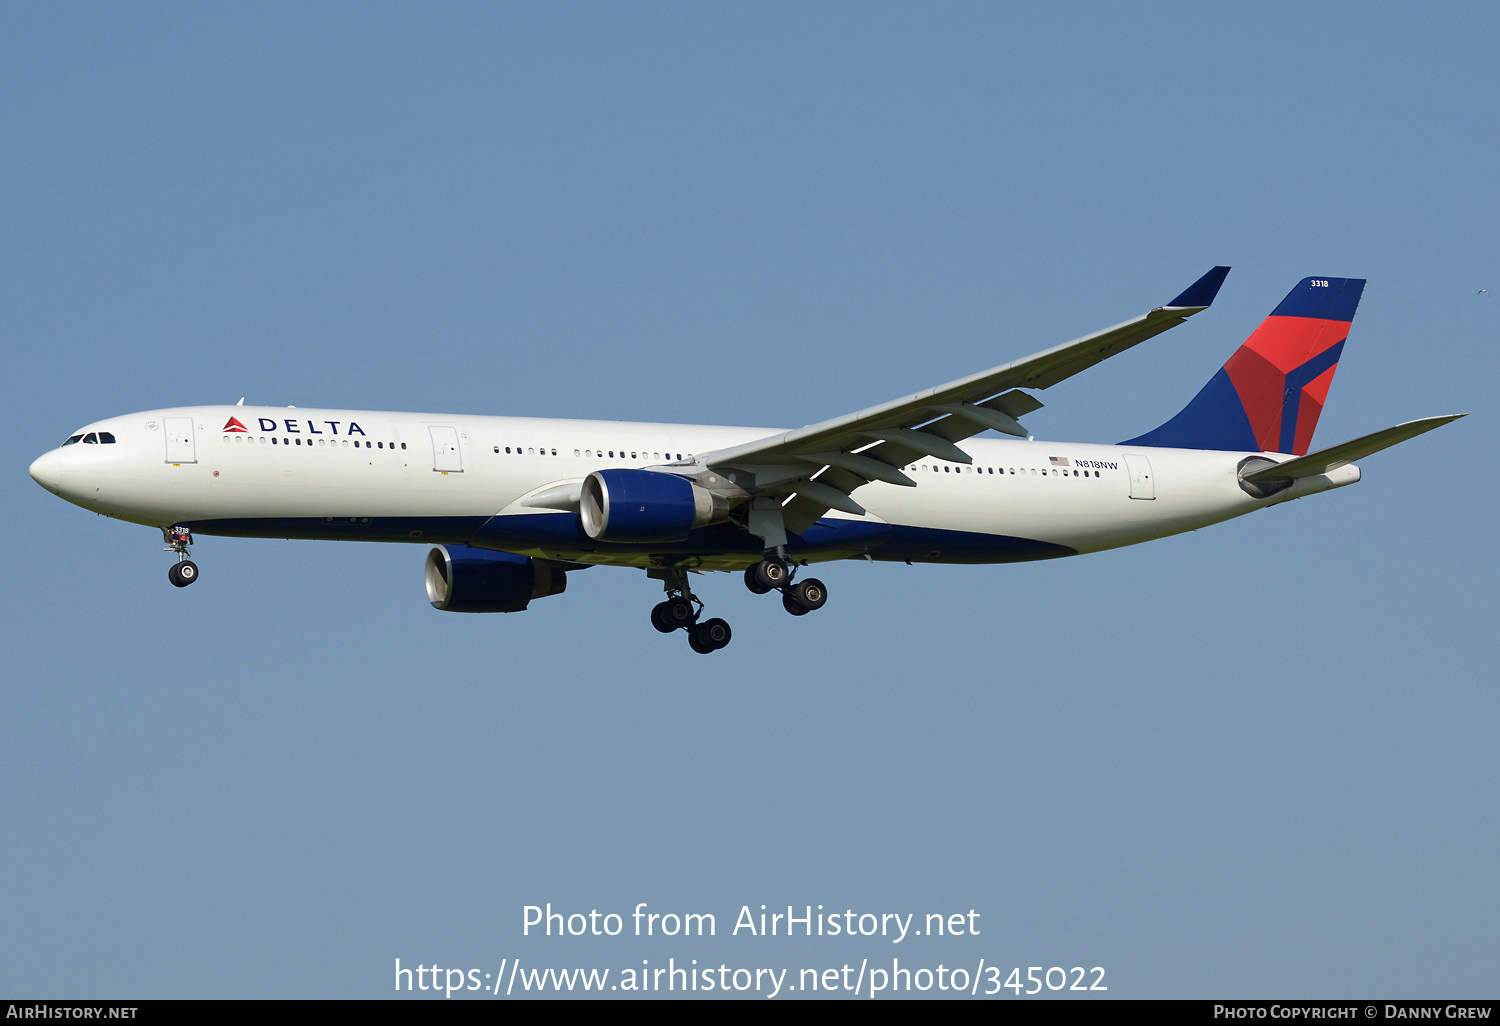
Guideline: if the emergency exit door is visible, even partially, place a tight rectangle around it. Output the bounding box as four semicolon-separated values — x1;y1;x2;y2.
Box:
429;426;463;473
1124;453;1155;499
164;416;197;464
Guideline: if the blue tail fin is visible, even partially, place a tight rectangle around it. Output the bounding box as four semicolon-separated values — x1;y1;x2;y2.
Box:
1121;276;1365;454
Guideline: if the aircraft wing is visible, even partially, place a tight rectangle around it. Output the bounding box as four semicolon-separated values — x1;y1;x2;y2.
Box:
698;265;1232;532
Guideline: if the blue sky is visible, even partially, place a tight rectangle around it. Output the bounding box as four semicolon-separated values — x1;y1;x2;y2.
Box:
2;1;1495;999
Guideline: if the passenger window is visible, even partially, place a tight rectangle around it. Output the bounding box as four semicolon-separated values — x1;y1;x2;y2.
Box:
575;450;581;457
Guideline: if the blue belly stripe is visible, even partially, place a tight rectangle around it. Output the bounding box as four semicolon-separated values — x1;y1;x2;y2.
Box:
181;513;1075;564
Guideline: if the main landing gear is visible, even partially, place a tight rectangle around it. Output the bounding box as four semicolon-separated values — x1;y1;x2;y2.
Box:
646;554;829;655
743;553;828;617
162;526;199;588
649;568;732;655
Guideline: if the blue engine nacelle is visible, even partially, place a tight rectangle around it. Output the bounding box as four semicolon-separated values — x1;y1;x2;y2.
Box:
424;545;567;613
578;468;729;543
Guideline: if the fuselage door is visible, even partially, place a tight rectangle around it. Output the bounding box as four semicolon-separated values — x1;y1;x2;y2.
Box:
1124;453;1155;499
429;425;463;473
164;416;197;464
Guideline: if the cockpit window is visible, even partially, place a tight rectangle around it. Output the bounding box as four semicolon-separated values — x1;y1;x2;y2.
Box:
98;432;116;444
82;433;99;444
62;434;84;446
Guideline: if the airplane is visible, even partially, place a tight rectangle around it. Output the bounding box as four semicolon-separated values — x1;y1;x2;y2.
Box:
28;267;1462;654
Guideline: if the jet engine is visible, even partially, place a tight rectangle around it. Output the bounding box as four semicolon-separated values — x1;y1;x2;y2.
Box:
424;545;566;613
578;468;729;543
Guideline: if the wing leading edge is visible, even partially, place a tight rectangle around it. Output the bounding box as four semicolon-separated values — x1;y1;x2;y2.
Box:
697;266;1232;536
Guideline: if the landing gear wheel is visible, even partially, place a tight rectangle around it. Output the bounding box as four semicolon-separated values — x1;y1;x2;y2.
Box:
688;630;717;654
788;578;826;611
744;565;773;595
697;617;732;650
782;592;810;616
751;556;789;591
168;560;199;588
663;597;697;629
650;602;678;634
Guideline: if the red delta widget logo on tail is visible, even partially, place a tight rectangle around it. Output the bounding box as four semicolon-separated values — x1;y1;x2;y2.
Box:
1123;276;1363;456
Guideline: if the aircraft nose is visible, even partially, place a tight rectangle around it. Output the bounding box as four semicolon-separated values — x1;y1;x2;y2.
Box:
29;449;63;492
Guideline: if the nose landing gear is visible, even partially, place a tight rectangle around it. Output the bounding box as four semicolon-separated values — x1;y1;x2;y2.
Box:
162;526;199;588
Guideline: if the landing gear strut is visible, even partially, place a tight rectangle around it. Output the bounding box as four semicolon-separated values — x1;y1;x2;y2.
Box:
648;567;731;654
745;552;828;617
162;526;199;588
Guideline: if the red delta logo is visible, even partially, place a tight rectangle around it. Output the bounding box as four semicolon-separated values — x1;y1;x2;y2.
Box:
220;415;368;437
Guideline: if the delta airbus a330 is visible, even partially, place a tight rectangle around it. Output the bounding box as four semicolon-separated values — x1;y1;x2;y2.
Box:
29;268;1460;654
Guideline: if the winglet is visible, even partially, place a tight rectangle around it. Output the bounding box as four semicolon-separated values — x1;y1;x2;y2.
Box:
1164;265;1231;310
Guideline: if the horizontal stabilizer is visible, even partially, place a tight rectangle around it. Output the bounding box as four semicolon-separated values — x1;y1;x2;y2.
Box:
1241;415;1464;484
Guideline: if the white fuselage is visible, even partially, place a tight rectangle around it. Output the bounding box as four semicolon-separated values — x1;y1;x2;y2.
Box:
29;405;1359;570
